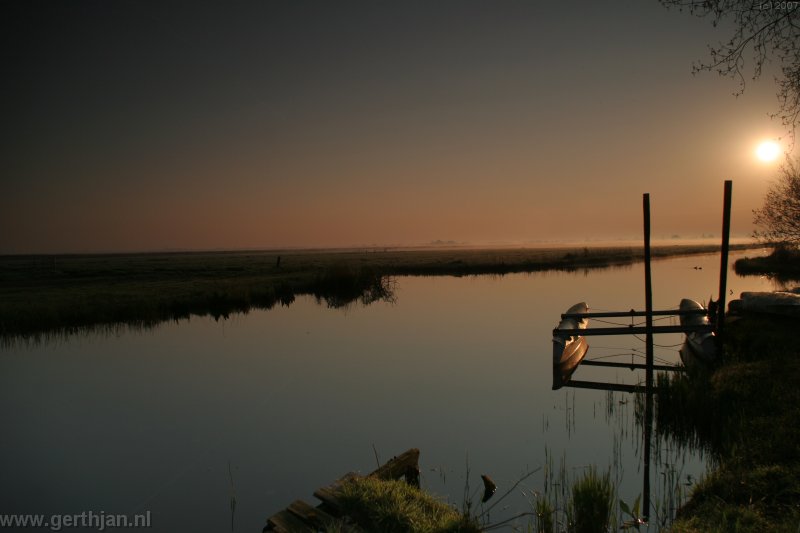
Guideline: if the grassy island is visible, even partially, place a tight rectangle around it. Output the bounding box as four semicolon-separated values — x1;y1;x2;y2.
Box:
734;245;800;280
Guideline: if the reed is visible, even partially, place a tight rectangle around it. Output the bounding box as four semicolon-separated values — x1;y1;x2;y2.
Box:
533;496;555;533
567;467;615;533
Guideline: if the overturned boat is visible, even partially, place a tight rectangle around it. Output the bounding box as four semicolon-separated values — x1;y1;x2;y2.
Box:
553;302;589;389
678;298;716;366
729;291;800;318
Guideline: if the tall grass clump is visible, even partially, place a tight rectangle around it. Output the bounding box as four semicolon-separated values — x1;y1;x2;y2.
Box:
534;496;555;533
310;265;396;308
567;467;615;533
336;476;481;533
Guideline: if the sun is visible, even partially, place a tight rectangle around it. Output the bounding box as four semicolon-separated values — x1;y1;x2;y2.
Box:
756;140;781;162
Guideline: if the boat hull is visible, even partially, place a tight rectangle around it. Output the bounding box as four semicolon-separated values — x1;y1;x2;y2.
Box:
552;302;589;390
552;336;589;389
678;298;716;366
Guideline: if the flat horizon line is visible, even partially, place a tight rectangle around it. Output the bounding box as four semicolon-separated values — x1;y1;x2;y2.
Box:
0;236;761;258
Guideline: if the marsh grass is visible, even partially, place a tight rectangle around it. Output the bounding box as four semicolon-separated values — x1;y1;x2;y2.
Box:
533;449;621;533
734;245;800;280
567;467;615;533
0;244;757;345
652;315;800;532
534;497;555;533
335;476;481;533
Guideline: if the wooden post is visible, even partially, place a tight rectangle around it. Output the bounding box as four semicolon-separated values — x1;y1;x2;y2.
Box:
717;180;732;348
642;193;654;521
643;194;654;388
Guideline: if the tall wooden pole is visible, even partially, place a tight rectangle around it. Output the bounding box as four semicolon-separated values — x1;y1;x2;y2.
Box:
717;180;733;348
643;194;654;391
642;193;653;520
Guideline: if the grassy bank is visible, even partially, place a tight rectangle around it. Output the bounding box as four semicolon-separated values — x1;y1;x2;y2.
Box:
734;245;800;280
653;314;800;532
332;476;481;533
320;461;620;532
0;243;755;344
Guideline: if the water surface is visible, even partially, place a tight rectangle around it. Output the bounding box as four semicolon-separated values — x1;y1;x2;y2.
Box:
0;250;775;531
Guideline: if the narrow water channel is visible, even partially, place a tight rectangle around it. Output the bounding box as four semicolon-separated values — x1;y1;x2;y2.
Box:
0;249;775;531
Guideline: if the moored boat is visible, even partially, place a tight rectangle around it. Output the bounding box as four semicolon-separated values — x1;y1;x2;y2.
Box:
552;302;589;389
678;298;716;366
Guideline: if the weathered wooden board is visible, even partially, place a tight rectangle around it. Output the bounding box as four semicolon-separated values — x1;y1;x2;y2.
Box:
264;449;421;532
266;509;315;533
287;500;337;529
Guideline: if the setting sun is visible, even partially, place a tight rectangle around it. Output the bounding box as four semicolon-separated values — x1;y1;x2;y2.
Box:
756;140;781;162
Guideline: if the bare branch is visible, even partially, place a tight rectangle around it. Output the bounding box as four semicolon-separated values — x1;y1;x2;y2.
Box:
660;1;800;132
753;157;800;247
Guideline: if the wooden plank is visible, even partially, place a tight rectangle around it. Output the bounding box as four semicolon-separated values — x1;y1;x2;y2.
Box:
554;324;712;336
368;448;420;486
266;450;421;533
287;500;339;529
563;380;640;393
265;509;315;533
562;308;706;319
580;360;683;372
314;483;348;510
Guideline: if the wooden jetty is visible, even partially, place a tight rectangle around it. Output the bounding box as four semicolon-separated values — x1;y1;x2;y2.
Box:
263;448;421;532
549;182;734;522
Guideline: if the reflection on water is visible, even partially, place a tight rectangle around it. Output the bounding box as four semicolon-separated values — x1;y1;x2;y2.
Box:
0;250;777;532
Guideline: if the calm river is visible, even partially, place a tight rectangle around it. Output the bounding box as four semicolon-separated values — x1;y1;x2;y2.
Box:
0;249;776;531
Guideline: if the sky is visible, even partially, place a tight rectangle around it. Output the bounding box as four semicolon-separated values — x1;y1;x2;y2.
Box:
1;0;795;254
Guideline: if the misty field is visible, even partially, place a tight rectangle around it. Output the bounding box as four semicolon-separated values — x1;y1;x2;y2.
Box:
0;243;758;344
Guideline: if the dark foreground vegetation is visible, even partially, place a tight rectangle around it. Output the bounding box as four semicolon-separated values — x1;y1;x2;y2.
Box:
334;477;481;533
734;245;800;280
653;315;800;532
0;243;756;344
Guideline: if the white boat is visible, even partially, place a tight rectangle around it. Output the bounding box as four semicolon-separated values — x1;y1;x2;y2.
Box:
678;298;716;366
553;302;589;389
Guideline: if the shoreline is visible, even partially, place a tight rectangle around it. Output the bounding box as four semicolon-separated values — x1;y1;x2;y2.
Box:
0;243;761;343
658;313;800;531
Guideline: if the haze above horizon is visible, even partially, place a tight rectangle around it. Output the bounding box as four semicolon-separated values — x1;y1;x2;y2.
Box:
1;1;793;254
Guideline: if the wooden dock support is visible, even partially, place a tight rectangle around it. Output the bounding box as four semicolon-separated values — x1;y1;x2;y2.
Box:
580;360;683;372
642;193;654;522
263;448;421;532
561;308;706;319
564;380;641;393
554;184;735;523
554;323;712;337
717;180;732;351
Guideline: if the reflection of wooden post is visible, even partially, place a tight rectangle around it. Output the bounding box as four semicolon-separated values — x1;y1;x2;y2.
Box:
643;386;653;522
642;193;653;521
717;180;732;349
